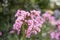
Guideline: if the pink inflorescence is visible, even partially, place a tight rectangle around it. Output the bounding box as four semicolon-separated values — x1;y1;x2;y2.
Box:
50;31;60;40
11;10;45;38
56;20;60;30
47;13;60;40
42;11;56;25
50;20;60;40
26;10;45;38
11;9;60;39
42;11;60;40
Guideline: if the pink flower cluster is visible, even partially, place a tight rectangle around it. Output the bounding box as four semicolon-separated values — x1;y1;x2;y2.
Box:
49;16;60;40
56;20;60;30
42;11;56;25
11;10;45;38
42;11;60;30
50;32;60;40
42;11;60;40
50;20;60;40
26;10;45;38
42;11;51;20
11;10;60;39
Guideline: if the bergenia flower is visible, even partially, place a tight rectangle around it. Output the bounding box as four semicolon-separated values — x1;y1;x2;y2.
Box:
56;20;60;30
11;10;44;38
50;31;55;38
42;12;51;20
55;32;60;40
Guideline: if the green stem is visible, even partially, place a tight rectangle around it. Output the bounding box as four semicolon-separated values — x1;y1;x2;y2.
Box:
22;27;26;40
21;25;26;40
31;34;36;40
33;35;36;40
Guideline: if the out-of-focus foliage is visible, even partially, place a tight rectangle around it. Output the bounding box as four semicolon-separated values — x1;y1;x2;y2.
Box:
36;0;50;9
0;0;50;40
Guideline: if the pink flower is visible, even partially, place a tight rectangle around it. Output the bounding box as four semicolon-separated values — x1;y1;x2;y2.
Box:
13;21;23;30
56;20;60;30
49;16;55;21
26;12;30;16
0;32;2;36
58;26;60;30
35;16;45;27
55;32;60;40
30;10;41;19
50;32;60;40
30;10;41;16
13;21;23;34
25;20;33;38
15;10;27;18
15;10;21;17
32;30;37;35
50;32;55;38
26;32;31;38
27;20;33;26
19;10;27;18
42;12;51;20
16;16;24;21
49;16;56;25
33;26;41;32
12;10;44;38
56;20;60;25
10;30;15;34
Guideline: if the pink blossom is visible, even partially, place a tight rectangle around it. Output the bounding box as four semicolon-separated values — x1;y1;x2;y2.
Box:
33;26;41;32
15;10;27;18
55;32;60;40
20;11;27;18
50;32;60;40
12;10;44;38
49;16;56;25
42;12;51;20
13;21;23;34
50;32;55;38
0;32;2;36
26;32;31;38
16;16;24;21
58;26;60;30
30;10;41;19
26;20;33;38
15;10;21;17
56;20;60;30
30;10;41;16
27;20;33;26
56;20;60;25
26;12;30;16
10;30;15;34
49;16;55;21
13;21;23;30
32;30;37;35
